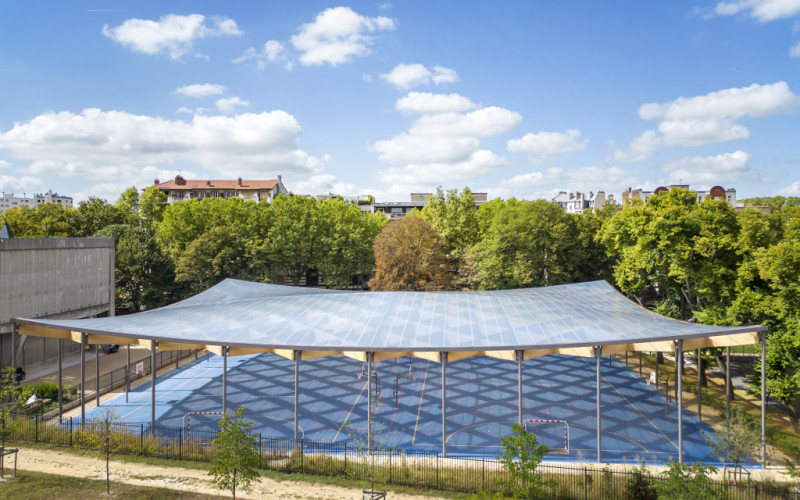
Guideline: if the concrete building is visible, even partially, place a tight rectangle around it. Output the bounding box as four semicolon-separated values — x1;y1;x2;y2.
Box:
153;175;288;204
375;191;488;219
0;237;115;372
0;190;73;213
551;191;614;214
622;185;737;207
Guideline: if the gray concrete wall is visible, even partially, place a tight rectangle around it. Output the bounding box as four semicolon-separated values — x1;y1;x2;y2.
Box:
0;237;115;369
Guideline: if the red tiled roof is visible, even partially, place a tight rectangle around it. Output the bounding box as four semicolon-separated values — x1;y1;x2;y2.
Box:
156;178;279;190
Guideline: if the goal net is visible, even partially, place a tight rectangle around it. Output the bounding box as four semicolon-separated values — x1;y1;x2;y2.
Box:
522;419;569;454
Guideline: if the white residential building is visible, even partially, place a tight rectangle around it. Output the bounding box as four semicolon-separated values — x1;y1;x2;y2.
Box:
0;190;73;213
622;185;736;207
153;175;288;204
552;191;613;214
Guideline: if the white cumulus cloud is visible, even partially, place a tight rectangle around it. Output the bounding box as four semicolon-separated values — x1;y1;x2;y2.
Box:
233;40;292;69
290;7;395;66
610;130;663;162
492;166;640;201
779;181;800;195
174;83;226;98
215;97;250;114
102;14;242;60
639;81;799;146
0;174;44;193
662;150;757;185
395;92;476;114
380;63;459;90
372;98;521;185
290;173;358;196
715;0;800;21
0;108;324;177
507;129;588;162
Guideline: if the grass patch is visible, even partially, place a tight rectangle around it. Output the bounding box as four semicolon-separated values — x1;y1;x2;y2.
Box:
0;469;227;499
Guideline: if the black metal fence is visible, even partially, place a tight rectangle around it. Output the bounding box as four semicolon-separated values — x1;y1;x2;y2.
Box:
3;413;798;499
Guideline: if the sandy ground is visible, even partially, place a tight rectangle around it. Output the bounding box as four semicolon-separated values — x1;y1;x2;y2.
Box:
10;446;439;499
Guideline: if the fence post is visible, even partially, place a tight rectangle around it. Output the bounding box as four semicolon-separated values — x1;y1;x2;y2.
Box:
754;483;759;500
436;453;439;489
35;414;39;443
301;438;304;473
259;434;263;470
179;427;182;461
584;467;588;500
69;418;73;447
140;424;144;455
344;442;347;473
389;451;392;484
110;370;113;390
482;458;485;491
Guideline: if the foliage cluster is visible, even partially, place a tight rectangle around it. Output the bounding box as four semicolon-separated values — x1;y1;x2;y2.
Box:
2;187;799;408
496;422;555;499
209;406;261;499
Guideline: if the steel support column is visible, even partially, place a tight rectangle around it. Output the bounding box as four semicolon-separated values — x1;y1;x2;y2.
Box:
517;350;523;425
150;340;156;436
125;344;130;403
442;351;448;458
367;351;373;454
95;344;100;407
80;333;86;423
726;346;730;437
10;323;17;383
596;346;602;463
222;346;228;415
697;349;702;421
58;339;63;419
677;340;684;465
294;350;300;443
761;332;767;466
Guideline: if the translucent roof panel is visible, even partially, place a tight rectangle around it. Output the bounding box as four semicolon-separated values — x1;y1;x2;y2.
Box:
16;279;764;351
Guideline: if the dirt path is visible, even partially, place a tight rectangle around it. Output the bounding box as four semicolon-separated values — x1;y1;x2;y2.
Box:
13;446;439;499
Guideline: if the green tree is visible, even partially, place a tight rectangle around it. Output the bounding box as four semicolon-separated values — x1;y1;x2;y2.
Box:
704;410;761;475
74;197;126;236
316;200;387;288
497;423;555;499
78;409;125;494
257;195;327;286
138;185;168;229
0;367;26;450
465;200;577;290
209;407;260;499
175;226;256;294
625;461;658;500
653;461;719;499
115;186;140;224
369;216;451;291
95;224;175;311
0;203;78;237
421;187;480;268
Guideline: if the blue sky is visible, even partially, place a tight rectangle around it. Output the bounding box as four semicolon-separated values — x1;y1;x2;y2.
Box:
1;1;799;203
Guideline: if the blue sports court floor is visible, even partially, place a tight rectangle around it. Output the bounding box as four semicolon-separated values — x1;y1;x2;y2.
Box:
80;352;721;464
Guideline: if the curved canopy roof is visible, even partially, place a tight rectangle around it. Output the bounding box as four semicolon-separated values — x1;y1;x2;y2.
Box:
15;279;764;360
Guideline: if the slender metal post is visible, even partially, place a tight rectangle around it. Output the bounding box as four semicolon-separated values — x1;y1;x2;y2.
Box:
95;344;100;407
150;339;156;436
677;340;683;465
596;346;602;463
175;350;179;369
58;339;63;419
294;350;300;442
654;352;659;394
222;346;228;415
696;349;702;421
80;333;86;423
761;332;766;466
442;351;447;458
10;323;17;382
726;346;731;437
126;344;130;403
517;350;523;425
367;352;373;454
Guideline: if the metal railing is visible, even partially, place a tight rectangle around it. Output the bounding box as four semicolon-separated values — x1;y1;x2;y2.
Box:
57;349;203;412
2;413;798;499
